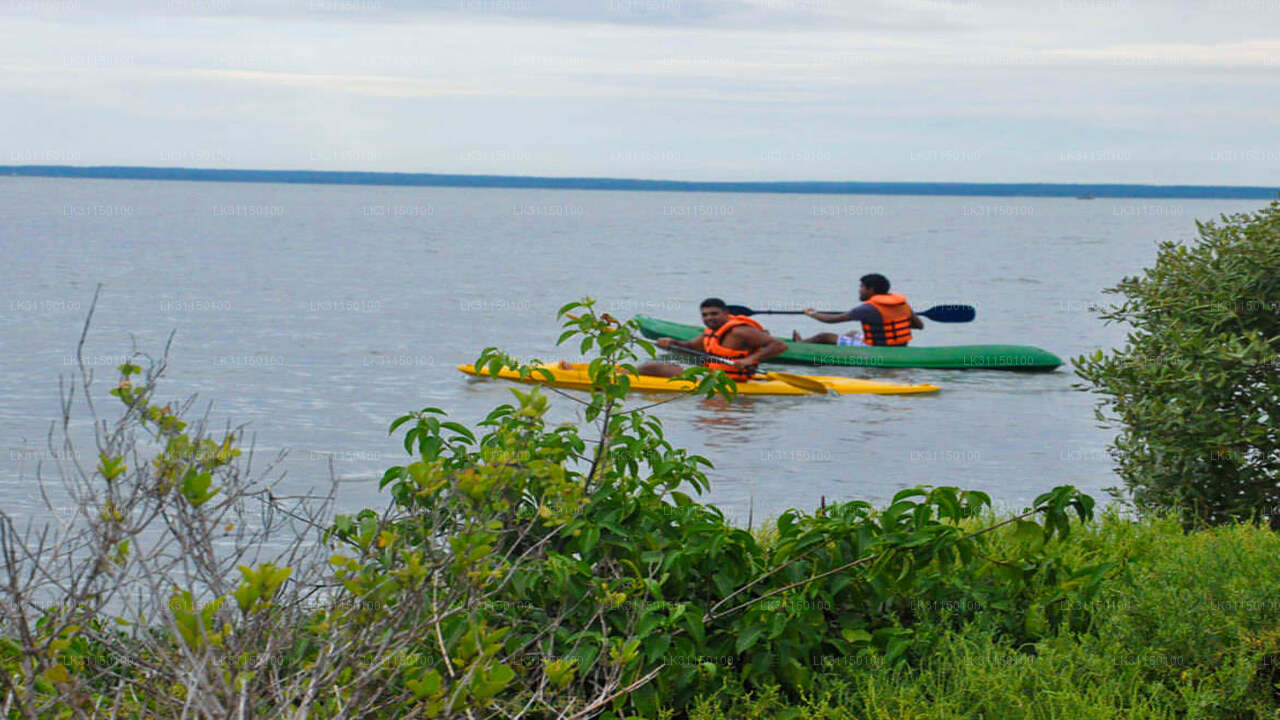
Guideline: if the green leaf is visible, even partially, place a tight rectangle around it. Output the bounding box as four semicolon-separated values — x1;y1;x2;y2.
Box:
685;615;707;646
884;635;911;663
180;469;220;507
470;663;515;702
892;487;929;504
440;421;476;442
1012;519;1043;548
632;682;660;716
579;525;600;554
406;669;443;699
42;663;71;684
636;610;664;637
841;628;872;644
379;466;406;489
735;623;767;653
98;453;127;481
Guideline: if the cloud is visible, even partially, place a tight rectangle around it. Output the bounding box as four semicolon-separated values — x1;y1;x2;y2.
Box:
1047;40;1280;68
0;0;989;31
1;0;1278;183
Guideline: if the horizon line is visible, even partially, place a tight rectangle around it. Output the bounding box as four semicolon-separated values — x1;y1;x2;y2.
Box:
3;165;1277;200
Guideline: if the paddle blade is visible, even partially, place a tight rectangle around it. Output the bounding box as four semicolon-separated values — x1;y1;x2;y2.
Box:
918;304;976;323
763;371;830;394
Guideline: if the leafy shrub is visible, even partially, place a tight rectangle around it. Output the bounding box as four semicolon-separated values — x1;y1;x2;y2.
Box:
0;300;353;718
1075;200;1280;529
2;296;1101;718
343;300;1102;716
690;513;1280;719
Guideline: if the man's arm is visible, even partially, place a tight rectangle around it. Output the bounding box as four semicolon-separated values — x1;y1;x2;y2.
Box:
730;327;788;366
910;312;924;330
656;336;705;352
803;309;855;324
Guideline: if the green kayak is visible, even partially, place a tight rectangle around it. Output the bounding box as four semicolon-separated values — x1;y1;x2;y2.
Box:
634;315;1062;371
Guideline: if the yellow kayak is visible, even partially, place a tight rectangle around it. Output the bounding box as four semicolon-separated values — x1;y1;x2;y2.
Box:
457;363;939;396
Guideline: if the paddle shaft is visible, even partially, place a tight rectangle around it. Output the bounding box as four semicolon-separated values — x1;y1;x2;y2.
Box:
735;309;836;315
725;303;975;323
660;342;765;369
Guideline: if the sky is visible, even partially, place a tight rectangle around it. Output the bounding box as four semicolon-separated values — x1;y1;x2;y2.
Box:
2;0;1278;184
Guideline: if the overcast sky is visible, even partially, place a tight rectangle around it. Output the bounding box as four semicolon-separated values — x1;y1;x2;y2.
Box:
2;0;1278;184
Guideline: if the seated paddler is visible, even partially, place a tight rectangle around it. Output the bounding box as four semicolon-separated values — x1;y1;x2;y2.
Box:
791;273;924;346
639;298;788;380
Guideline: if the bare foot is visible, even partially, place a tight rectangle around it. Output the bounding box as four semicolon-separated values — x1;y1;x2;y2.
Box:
558;360;573;370
791;330;801;341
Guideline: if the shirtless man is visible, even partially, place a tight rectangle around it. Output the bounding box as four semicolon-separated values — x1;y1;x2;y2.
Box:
639;298;787;380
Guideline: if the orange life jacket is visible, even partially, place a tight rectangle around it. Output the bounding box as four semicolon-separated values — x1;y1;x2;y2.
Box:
862;294;914;346
702;315;763;382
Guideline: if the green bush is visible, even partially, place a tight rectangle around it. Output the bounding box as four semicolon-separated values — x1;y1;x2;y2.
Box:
1075;200;1280;529
340;301;1102;716
689;514;1280;719
3;297;1102;718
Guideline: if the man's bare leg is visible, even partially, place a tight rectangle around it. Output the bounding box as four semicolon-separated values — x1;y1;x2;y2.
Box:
791;331;839;345
637;362;687;378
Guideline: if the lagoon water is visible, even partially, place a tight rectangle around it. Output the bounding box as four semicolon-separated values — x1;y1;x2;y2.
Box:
0;177;1266;524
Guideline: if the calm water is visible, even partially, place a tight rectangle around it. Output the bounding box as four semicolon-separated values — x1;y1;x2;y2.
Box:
0;177;1265;523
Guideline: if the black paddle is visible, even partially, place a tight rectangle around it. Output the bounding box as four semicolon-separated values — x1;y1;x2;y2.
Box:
725;303;976;323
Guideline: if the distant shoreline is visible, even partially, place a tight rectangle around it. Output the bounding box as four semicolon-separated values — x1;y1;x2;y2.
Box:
3;165;1276;199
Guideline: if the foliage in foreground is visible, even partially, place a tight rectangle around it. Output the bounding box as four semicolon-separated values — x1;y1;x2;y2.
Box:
2;298;1103;718
1075;199;1280;529
688;513;1280;719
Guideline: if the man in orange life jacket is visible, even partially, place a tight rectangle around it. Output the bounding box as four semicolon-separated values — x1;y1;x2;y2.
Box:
792;273;924;346
639;298;788;381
